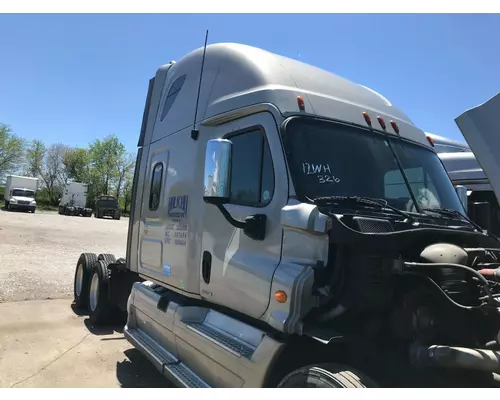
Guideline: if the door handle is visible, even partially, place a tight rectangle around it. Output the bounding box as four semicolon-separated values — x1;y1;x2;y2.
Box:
202;251;212;284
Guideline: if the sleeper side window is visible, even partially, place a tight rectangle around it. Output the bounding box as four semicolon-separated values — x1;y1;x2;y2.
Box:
160;74;187;121
149;162;163;211
227;128;275;207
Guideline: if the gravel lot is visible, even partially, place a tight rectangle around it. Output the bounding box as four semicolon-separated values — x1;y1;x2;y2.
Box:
0;208;128;303
0;209;173;388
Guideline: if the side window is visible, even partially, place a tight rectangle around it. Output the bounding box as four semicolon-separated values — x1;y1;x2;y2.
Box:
228;128;274;207
149;162;163;211
160;74;187;121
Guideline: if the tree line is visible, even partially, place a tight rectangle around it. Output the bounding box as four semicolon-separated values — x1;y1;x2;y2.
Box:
0;122;136;212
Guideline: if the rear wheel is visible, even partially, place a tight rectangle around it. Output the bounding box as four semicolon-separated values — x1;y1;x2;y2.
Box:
98;253;116;264
74;253;97;309
88;259;114;325
277;363;377;388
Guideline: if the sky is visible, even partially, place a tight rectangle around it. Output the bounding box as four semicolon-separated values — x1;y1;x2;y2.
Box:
0;13;499;152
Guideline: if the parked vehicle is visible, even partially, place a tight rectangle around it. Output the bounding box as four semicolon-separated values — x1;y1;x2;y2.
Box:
94;195;120;220
59;182;92;217
72;44;500;388
4;175;38;213
427;93;500;236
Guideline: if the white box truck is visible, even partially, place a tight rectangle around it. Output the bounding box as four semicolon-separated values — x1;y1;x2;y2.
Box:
58;182;92;217
4;175;38;213
72;43;500;388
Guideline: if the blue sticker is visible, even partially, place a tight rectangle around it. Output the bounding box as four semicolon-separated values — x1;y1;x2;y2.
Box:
162;263;171;277
168;195;189;218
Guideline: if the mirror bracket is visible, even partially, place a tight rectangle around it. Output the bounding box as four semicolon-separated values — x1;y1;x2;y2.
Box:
205;199;267;241
242;213;267;241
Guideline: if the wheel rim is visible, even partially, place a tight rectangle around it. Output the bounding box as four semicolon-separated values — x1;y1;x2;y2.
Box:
75;264;84;297
89;272;99;311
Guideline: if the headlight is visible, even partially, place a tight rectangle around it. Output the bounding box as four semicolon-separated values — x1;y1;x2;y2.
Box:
10;198;17;203
31;201;36;205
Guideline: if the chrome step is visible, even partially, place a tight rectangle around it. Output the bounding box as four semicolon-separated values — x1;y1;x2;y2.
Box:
187;323;256;358
125;326;211;388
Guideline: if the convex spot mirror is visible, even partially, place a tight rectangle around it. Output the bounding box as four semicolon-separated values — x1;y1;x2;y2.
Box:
203;138;232;206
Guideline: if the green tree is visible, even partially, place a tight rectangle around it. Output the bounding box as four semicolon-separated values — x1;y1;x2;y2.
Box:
89;134;126;197
26;140;71;205
62;147;91;183
25;139;45;178
115;152;136;201
0;123;25;180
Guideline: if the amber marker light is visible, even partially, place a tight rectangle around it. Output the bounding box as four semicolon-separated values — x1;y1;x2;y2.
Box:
274;290;288;303
362;112;372;126
297;96;305;111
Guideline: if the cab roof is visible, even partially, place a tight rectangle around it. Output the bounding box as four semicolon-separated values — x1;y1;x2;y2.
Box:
148;42;430;147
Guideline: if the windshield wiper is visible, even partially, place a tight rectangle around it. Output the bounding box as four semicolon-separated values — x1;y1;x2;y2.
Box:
421;207;482;231
306;195;413;222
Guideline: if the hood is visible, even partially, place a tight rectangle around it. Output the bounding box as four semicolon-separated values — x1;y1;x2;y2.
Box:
455;92;500;203
12;196;36;202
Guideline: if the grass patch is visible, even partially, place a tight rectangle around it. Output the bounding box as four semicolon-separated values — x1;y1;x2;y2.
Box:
38;204;59;212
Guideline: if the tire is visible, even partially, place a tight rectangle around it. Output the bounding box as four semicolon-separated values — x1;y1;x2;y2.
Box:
88;259;113;325
98;253;116;265
277;363;377;388
74;252;98;310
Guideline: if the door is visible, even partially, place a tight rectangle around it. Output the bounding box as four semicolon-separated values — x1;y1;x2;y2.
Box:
200;112;287;319
138;144;171;279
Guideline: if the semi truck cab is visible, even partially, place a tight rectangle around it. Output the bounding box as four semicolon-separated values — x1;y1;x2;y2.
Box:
73;44;500;388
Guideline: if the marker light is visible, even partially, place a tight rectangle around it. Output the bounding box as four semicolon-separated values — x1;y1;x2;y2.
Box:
274;290;288;304
376;116;386;130
362;112;372;126
426;135;435;147
297;96;305;111
390;120;400;134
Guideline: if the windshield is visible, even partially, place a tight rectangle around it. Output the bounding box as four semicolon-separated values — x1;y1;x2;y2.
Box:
12;189;35;198
283;118;464;215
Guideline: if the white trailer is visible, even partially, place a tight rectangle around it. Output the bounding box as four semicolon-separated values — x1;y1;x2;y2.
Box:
58;182;92;217
4;175;38;213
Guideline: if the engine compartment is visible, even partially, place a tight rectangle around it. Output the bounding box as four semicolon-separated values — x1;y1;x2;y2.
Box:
309;210;500;359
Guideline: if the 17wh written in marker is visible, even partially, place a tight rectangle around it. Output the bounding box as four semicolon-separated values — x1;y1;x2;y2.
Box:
302;162;331;175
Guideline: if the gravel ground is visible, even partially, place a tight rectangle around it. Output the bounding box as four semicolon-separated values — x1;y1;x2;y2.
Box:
0;208;128;303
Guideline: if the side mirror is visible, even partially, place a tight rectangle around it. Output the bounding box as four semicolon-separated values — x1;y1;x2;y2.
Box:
202;138;267;241
455;185;468;214
203;139;232;206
